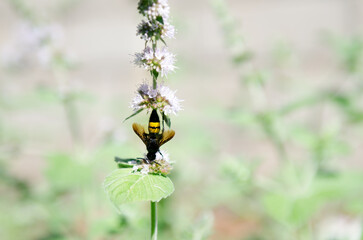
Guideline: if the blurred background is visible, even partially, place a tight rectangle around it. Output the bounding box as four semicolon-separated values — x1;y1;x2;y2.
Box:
1;0;363;239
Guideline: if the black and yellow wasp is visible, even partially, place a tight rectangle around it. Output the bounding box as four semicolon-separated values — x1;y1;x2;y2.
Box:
132;109;175;163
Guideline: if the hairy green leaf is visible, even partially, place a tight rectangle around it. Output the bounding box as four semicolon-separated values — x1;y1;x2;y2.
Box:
104;169;174;205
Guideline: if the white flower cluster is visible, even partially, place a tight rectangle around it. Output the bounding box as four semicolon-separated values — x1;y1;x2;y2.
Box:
136;0;175;41
131;83;182;116
143;0;170;20
162;22;176;39
1;22;74;69
132;151;172;175
136;20;175;41
134;46;175;77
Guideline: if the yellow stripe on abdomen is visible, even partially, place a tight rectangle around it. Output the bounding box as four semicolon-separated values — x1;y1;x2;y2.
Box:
149;121;160;133
149;122;160;128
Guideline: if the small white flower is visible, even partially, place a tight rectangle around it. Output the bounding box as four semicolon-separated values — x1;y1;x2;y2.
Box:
144;0;170;20
136;20;175;41
130;83;183;115
134;47;175;77
140;164;150;175
155;150;170;162
132;165;140;172
138;82;150;95
162;22;175;39
148;88;158;98
1;22;75;69
22;23;64;47
37;44;59;66
159;85;182;115
130;94;144;111
158;85;174;99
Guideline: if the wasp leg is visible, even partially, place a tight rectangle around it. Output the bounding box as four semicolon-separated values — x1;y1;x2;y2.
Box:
142;158;151;164
134;157;145;164
152;160;161;166
158;150;164;158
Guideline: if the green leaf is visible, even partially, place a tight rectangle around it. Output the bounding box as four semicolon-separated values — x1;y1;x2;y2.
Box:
156;16;164;25
104;169;174;205
160;38;167;46
162;113;171;128
114;157;143;168
123;109;144;122
151;69;159;79
262;193;291;223
232;51;253;65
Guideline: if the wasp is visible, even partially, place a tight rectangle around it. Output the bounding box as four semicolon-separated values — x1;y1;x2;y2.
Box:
132;109;175;163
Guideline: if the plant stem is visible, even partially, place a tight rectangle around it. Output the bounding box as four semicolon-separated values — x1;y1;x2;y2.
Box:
63;95;81;144
153;74;157;89
7;0;37;23
53;68;81;144
151;201;158;240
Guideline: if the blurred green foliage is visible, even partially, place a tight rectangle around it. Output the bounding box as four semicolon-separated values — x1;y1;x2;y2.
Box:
210;0;363;239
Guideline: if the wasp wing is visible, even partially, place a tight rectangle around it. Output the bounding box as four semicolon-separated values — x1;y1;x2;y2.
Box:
132;123;147;145
159;130;175;146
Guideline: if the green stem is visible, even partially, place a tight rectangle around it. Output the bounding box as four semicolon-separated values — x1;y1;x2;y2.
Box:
62;95;81;143
151;201;158;240
7;0;37;23
152;37;158;90
153;74;157;89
